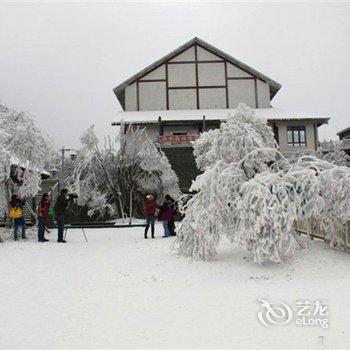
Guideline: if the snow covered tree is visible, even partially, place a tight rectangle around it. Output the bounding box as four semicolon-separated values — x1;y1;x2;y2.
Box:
319;141;350;167
288;141;350;167
288;156;350;248
175;104;350;264
69;125;181;219
176;104;290;263
0;103;53;216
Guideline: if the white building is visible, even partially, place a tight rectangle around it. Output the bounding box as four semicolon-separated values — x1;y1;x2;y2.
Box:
112;37;330;191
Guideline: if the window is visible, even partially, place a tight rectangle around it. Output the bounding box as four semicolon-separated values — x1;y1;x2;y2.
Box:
287;126;306;147
172;132;188;136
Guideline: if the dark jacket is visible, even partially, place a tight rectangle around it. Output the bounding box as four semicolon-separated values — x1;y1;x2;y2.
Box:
158;202;173;221
167;197;178;216
56;195;69;216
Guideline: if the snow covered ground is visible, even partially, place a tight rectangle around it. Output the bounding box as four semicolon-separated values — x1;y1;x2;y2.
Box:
0;224;349;349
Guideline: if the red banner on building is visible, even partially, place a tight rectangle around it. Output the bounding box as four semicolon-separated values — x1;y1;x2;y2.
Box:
159;134;200;145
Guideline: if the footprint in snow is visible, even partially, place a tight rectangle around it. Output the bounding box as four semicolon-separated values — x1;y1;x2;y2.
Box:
249;275;269;281
118;272;129;277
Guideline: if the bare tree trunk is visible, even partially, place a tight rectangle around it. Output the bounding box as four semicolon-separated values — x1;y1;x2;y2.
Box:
118;194;125;220
129;189;133;225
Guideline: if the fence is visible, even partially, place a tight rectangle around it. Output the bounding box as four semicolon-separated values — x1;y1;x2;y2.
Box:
294;218;350;251
320;139;350;152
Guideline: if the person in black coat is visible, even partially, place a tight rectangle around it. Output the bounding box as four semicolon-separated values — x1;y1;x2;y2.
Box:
164;194;177;236
55;189;69;243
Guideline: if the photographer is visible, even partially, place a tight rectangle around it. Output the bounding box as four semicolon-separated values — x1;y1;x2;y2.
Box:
55;188;70;243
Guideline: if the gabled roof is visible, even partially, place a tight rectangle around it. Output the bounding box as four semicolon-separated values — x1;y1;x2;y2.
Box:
113;37;282;109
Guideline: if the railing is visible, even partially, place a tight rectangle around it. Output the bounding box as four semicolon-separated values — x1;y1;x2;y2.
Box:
294;218;350;251
320;139;350;151
158;134;200;146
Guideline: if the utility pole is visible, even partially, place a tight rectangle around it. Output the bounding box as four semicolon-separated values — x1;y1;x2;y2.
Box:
59;147;76;191
60;147;65;191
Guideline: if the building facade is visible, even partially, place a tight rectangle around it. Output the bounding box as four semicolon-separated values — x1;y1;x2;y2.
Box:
112;37;329;191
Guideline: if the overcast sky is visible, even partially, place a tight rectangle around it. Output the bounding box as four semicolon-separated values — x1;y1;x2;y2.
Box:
0;2;349;149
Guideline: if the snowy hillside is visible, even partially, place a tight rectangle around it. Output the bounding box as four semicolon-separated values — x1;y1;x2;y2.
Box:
0;225;349;349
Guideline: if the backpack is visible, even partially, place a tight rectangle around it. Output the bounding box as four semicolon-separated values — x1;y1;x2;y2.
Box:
49;203;56;218
9;206;23;219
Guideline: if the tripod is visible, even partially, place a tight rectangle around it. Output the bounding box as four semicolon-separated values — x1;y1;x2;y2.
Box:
63;224;88;243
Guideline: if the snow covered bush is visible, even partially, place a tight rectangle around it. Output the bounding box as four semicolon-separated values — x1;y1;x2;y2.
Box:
288;141;350;167
69;125;181;218
193;105;277;171
0;103;52;216
176;104;350;264
319;142;350;167
289;156;350;248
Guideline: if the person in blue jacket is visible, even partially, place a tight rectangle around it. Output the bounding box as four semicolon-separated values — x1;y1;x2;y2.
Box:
9;195;27;241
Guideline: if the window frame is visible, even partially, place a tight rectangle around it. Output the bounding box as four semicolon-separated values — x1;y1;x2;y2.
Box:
172;132;189;136
287;126;307;147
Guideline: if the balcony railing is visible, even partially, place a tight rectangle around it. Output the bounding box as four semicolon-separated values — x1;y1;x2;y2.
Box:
158;134;200;146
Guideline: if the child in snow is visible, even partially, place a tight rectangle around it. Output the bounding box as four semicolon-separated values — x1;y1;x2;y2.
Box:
158;197;173;238
9;195;27;241
36;193;51;242
144;194;159;239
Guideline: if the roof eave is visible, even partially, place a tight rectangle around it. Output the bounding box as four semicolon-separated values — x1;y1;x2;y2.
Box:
337;127;350;136
112;117;330;127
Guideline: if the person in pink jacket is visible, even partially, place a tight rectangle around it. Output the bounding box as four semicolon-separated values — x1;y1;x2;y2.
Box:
158;197;173;238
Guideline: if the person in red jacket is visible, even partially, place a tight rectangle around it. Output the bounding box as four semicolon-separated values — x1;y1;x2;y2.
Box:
144;194;159;239
36;193;51;242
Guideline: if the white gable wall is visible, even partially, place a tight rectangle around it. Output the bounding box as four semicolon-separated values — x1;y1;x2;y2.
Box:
123;45;272;111
228;80;255;108
257;79;270;108
168;64;196;87
141;65;166;80
227;63;252;78
169;89;197;110
198;62;225;86
139;81;166;111
197;46;221;61
169;47;195;62
199;88;226;109
125;83;137;111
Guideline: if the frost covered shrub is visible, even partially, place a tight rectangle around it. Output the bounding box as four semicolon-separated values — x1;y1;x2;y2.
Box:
176;104;350;264
290;156;350;248
0;103;52;215
193;105;277;171
69;125;181;218
288;142;350;167
321;146;350;167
